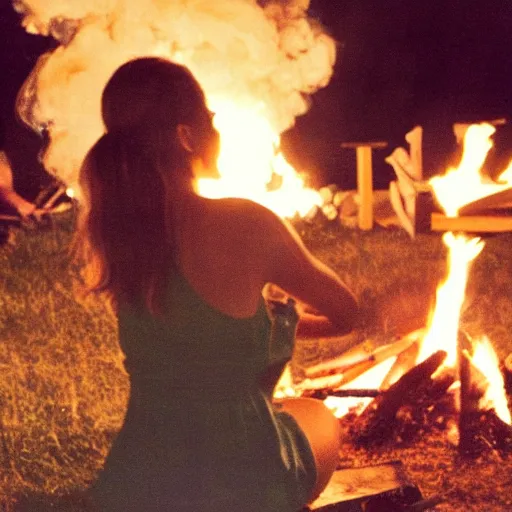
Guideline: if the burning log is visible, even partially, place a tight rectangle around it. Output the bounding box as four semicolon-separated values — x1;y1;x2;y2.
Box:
502;352;512;395
349;350;451;446
458;351;512;458
393;367;458;442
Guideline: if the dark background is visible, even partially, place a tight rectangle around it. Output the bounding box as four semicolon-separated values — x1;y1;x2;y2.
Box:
285;0;512;187
0;1;54;198
1;0;511;196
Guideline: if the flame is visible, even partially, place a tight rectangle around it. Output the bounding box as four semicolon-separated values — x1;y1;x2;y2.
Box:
471;337;511;424
195;100;321;217
424;122;511;423
417;233;484;366
429;123;512;217
323;357;397;418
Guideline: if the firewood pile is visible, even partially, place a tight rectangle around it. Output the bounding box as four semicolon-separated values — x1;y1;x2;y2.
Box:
283;330;512;460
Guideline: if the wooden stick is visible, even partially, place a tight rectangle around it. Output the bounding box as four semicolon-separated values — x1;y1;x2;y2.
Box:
40;185;66;210
0;214;20;222
297;373;346;393
304;339;376;379
305;332;421;381
308;388;381;399
431;212;512;233
408;494;446;512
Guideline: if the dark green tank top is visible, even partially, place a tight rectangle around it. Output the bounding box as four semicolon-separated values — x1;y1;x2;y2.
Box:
118;269;271;392
93;269;316;511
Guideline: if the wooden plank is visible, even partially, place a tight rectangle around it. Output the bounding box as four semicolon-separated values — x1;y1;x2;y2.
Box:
356;146;374;230
309;461;413;510
431;212;512;232
340;142;388;231
340;142;388;150
453;118;507;143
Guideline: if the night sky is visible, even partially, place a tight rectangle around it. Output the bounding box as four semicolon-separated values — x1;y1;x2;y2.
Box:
287;0;512;186
1;0;511;193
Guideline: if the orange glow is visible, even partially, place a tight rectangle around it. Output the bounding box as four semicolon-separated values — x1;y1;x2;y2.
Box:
196;100;321;218
429;123;512;217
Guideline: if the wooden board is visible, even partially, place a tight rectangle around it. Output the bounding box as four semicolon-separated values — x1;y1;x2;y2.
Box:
309;461;414;510
431;212;512;232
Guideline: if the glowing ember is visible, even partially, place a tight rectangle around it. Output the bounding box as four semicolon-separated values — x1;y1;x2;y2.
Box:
429;123;512;217
417;233;484;367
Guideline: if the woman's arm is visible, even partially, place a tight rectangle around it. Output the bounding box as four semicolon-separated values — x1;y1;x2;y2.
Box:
259;209;358;335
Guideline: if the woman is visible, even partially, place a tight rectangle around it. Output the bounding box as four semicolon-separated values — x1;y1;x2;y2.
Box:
78;57;358;511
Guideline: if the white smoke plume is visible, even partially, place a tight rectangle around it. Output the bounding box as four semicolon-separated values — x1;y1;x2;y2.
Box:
14;0;336;193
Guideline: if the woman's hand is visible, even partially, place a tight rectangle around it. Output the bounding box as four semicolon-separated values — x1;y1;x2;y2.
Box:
296;310;353;339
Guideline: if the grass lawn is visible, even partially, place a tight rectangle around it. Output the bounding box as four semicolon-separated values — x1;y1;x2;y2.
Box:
1;210;512;510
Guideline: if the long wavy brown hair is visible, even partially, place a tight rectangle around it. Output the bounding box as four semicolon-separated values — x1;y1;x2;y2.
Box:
77;57;214;315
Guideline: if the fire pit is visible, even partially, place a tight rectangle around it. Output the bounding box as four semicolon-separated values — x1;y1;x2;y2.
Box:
282;220;512;511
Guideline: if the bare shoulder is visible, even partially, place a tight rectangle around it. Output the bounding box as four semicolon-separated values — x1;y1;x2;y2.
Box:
210;197;285;240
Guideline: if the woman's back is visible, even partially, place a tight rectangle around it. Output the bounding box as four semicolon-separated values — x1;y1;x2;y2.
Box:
90;200;318;510
175;196;272;318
